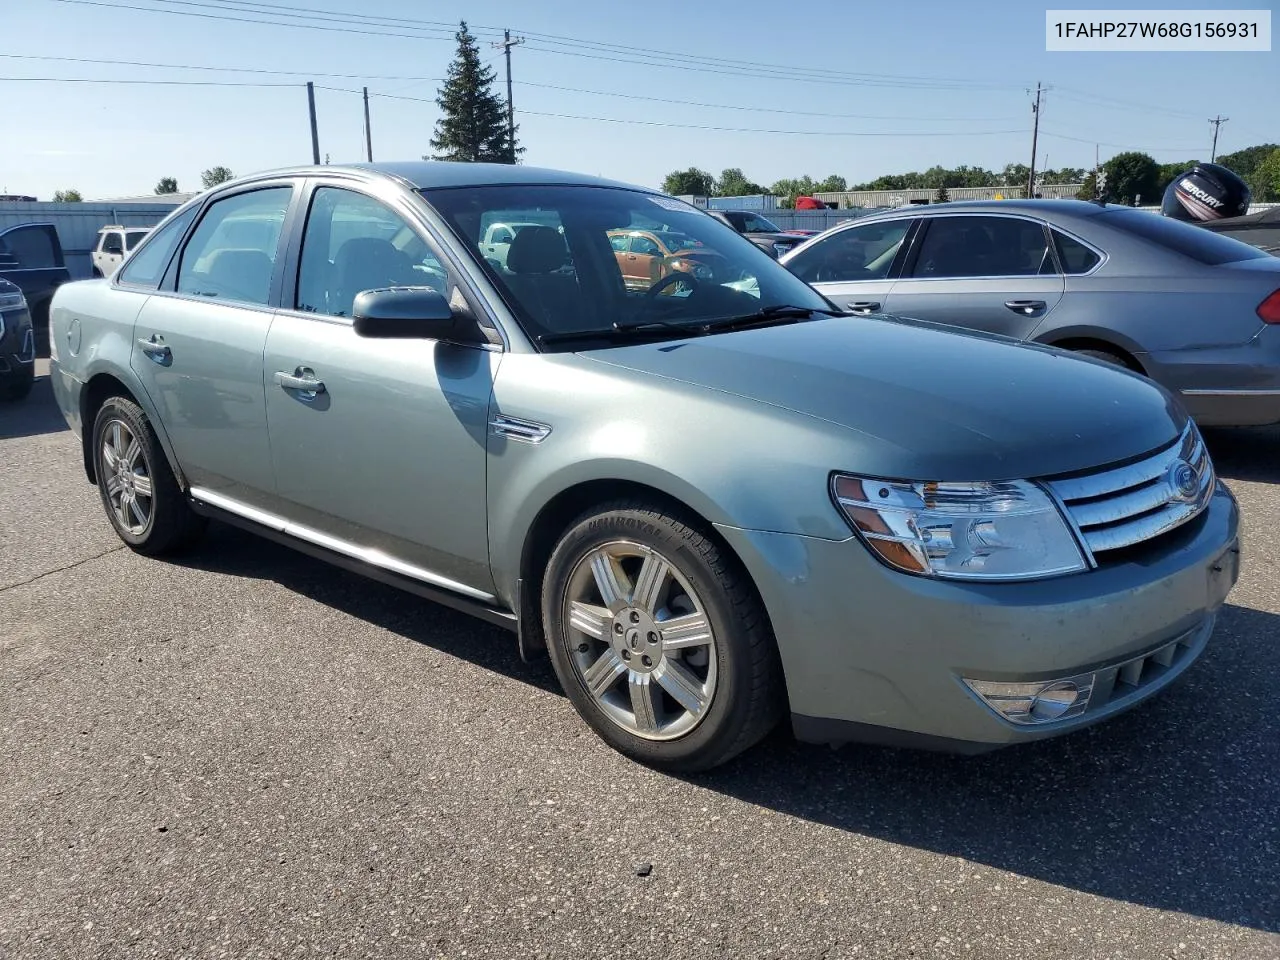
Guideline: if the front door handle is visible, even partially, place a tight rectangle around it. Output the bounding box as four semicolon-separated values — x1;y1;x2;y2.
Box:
137;335;171;364
275;368;327;400
846;301;881;313
1005;299;1047;315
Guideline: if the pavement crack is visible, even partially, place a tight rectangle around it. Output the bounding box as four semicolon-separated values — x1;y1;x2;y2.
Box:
0;545;127;593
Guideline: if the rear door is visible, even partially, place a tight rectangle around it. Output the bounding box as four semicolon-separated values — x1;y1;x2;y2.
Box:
130;181;298;509
884;214;1065;339
784;217;915;314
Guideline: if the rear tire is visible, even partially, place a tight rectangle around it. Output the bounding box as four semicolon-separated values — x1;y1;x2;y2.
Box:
542;500;783;772
91;396;206;555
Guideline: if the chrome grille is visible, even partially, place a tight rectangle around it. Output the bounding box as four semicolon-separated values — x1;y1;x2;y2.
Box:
1046;423;1214;558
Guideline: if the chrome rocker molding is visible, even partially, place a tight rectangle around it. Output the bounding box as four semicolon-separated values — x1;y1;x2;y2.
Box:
188;487;518;631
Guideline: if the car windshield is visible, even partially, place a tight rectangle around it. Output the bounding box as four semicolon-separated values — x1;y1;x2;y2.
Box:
423;184;831;347
1100;208;1269;265
743;213;782;233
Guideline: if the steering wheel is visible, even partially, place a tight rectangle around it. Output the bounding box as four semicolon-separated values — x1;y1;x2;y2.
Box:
643;271;699;302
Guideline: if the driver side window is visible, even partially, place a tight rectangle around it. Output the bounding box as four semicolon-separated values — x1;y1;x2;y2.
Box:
786;220;911;284
297;187;448;318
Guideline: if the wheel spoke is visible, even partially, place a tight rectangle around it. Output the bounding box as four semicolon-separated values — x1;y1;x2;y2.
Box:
127;495;147;528
122;434;141;468
631;552;669;615
590;551;628;609
628;673;660;733
109;421;123;458
132;473;153;499
660;612;712;650
104;474;123;497
582;649;626;701
568;600;610;640
101;443;119;471
655;659;709;716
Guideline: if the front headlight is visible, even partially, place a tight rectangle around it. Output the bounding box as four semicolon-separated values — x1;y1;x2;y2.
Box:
832;475;1087;581
0;290;25;310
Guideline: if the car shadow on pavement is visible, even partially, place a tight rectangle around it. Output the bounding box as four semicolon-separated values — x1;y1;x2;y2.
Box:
1203;426;1280;483
176;522;561;695
177;525;1277;933
0;375;69;440
699;601;1280;934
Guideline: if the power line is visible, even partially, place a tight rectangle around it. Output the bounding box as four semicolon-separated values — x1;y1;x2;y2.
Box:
0;75;298;87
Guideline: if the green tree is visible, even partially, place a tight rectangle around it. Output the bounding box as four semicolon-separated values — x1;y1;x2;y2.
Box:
1042;167;1085;184
1216;144;1279;180
933;184;950;203
1076;171;1102;202
1102;151;1160;206
52;189;82;202
1253;148;1280;202
154;177;179;195
714;168;765;197
815;174;847;193
201;166;234;189
662;167;715;197
428;21;518;164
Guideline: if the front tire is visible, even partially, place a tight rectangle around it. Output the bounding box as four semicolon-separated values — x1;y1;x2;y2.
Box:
91;396;205;555
542;501;783;772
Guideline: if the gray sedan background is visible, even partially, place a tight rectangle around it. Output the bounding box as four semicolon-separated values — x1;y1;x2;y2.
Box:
3;353;1278;957
782;200;1280;427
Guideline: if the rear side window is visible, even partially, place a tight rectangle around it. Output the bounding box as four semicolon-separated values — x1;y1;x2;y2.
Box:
126;230;150;250
912;216;1052;279
1100;209;1267;265
0;225;59;268
1052;230;1102;274
117;206;198;288
177;187;292;305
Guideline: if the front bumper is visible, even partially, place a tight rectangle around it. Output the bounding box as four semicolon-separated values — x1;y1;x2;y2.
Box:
716;482;1240;751
0;306;34;376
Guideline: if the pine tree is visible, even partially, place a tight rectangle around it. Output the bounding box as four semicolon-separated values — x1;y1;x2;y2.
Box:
429;22;520;164
933;184;950;204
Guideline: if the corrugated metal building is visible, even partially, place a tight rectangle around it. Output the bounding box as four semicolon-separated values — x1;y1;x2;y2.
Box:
0;198;188;279
812;183;1085;208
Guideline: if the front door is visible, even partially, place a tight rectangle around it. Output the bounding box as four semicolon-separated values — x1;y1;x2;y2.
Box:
883;214;1066;339
264;183;498;595
130;183;295;507
784;218;914;315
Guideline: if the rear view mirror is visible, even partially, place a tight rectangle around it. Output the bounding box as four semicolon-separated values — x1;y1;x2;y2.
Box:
352;286;480;342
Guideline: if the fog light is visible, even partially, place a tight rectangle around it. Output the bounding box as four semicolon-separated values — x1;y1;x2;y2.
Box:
964;673;1094;726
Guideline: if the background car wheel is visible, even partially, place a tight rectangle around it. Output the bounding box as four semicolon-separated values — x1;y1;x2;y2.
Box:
0;367;34;401
91;396;206;555
542;501;783;772
1072;348;1132;369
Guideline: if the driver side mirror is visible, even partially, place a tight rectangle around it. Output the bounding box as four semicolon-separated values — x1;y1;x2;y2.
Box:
352;287;484;343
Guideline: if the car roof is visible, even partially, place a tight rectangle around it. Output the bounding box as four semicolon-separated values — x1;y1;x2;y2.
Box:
850;199;1114;222
231;161;656;194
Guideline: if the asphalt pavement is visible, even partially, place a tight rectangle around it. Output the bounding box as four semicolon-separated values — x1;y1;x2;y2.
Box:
2;358;1278;960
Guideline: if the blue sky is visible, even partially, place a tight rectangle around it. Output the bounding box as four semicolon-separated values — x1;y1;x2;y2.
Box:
2;0;1276;200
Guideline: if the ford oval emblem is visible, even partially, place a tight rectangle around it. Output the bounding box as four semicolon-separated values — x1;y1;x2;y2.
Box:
1167;460;1200;502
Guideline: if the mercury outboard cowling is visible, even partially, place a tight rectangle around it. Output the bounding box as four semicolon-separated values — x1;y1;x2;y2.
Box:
1161;162;1251;222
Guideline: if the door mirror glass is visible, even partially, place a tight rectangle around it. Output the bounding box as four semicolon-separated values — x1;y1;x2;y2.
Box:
352;286;474;341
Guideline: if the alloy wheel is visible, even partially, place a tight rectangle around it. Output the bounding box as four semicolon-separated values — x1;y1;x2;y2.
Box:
100;419;154;536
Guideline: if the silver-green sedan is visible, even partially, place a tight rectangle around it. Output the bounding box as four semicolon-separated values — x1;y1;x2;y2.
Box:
47;163;1240;770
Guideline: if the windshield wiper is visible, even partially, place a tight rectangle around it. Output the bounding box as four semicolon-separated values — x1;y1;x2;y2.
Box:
701;304;843;332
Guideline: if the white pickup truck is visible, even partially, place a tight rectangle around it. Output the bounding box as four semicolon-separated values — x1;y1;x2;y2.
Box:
91;225;152;278
478;221;547;271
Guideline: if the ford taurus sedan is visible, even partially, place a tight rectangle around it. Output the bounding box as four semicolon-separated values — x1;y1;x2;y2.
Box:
781;200;1280;427
48;163;1240;771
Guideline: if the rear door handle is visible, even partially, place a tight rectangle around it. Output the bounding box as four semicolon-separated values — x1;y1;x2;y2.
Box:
845;301;881;313
275;368;326;399
1005;299;1047;315
137;335;171;363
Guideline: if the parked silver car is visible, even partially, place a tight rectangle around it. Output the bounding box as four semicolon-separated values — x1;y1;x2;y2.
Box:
781;200;1280;427
48;164;1240;770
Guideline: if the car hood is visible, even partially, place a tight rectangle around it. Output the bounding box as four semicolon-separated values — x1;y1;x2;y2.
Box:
580;315;1186;480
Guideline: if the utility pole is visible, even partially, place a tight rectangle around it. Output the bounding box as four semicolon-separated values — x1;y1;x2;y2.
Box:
1026;82;1042;199
363;86;373;162
306;81;320;165
1208;115;1229;162
492;29;524;160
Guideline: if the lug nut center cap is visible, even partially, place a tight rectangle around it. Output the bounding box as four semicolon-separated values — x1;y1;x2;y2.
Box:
614;608;661;673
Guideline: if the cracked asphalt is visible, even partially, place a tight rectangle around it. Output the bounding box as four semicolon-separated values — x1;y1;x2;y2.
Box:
2;357;1279;959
